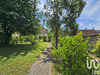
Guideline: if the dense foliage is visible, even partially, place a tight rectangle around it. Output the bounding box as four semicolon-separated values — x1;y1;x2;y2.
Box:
11;34;39;45
0;0;40;45
39;35;52;42
91;34;100;57
52;32;91;75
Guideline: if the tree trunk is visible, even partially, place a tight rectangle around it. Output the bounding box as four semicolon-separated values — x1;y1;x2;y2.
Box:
4;31;12;45
68;55;73;75
55;27;58;49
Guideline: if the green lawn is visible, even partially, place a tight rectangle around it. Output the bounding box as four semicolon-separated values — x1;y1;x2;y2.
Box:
0;42;49;75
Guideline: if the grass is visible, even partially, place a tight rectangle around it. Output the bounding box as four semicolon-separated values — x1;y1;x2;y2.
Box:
51;53;63;75
0;42;49;75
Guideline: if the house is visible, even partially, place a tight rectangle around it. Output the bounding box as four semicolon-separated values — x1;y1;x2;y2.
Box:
77;29;98;44
40;29;48;36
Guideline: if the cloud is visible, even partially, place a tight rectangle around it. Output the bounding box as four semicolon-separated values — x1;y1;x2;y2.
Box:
87;24;92;29
85;23;100;30
79;22;83;26
82;0;100;18
77;0;100;30
94;25;100;30
96;18;100;21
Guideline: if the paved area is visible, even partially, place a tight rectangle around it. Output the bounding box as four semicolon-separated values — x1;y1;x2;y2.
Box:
27;43;52;75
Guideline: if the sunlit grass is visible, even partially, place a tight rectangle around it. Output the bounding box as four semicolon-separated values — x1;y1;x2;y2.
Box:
0;42;49;75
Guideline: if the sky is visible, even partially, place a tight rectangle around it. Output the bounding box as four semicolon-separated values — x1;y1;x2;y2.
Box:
76;0;100;30
38;0;100;30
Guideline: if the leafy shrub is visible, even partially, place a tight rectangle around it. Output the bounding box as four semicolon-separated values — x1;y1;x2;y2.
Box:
19;36;26;43
32;40;39;45
39;35;43;39
52;32;91;75
43;36;47;42
28;34;35;44
48;35;51;42
92;34;100;57
35;40;39;44
39;35;48;42
39;39;43;43
11;36;20;44
34;35;39;40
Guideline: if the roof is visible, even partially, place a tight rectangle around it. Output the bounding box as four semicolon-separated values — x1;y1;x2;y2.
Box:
40;29;48;33
77;30;98;37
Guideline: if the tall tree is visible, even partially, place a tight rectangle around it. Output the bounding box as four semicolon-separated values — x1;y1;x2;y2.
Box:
0;0;40;45
62;0;86;36
45;0;62;49
45;0;86;49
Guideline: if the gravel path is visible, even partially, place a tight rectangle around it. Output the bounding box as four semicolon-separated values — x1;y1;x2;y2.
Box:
27;43;52;75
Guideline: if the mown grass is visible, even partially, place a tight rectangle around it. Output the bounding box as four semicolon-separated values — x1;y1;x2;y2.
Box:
0;42;49;75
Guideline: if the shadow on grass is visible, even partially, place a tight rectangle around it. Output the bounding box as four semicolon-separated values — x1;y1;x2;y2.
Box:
0;44;38;62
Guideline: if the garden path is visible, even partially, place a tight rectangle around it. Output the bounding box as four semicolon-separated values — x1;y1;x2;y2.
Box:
27;43;52;75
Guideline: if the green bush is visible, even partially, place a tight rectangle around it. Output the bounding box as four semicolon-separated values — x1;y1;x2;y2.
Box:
28;34;35;44
52;32;91;75
19;36;25;43
34;35;39;40
39;39;43;43
43;36;47;42
35;40;39;44
11;36;20;44
11;34;36;44
48;35;51;42
92;34;100;57
39;35;41;39
39;35;48;42
32;40;39;45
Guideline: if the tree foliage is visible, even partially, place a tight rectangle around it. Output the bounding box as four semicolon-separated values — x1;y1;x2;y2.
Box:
45;0;63;49
92;34;100;57
0;0;40;45
44;0;86;49
61;0;86;36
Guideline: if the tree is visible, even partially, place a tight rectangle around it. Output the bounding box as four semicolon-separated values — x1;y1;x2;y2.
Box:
44;0;86;49
62;0;86;36
45;0;62;49
0;24;5;46
0;0;40;45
